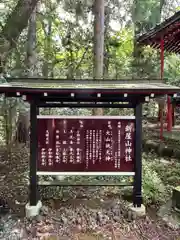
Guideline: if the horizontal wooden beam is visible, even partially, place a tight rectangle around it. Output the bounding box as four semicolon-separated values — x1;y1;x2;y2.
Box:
38;180;133;187
38;103;135;108
36;171;135;176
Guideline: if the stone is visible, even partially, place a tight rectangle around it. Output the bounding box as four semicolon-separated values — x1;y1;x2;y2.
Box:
173;149;180;160
127;210;132;221
35;215;44;223
159;158;171;164
75;217;82;224
163;216;180;230
0;199;10;214
131;211;137;220
40;205;49;216
162;147;174;157
143;139;159;152
172;186;180;211
0;223;4;232
157;200;172;218
61;216;68;224
96;211;103;223
55;175;65;181
43;235;59;240
52;216;62;222
158;143;166;156
113;216;120;222
128;204;146;217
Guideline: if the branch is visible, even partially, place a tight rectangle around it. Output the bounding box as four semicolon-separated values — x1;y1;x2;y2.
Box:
0;0;40;73
2;0;39;44
74;46;89;72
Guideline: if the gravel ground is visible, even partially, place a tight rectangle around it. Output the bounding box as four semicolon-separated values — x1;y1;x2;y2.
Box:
0;197;180;240
0;145;180;239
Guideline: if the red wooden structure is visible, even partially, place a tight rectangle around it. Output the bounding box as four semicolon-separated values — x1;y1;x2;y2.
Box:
137;11;180;139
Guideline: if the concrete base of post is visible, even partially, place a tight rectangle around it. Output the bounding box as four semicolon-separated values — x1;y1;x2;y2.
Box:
128;203;146;217
25;200;42;218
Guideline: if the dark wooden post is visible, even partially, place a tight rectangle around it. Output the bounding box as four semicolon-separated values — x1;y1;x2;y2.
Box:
133;102;143;207
29;101;38;206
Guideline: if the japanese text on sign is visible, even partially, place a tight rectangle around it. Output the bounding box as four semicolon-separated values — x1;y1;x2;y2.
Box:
37;117;135;172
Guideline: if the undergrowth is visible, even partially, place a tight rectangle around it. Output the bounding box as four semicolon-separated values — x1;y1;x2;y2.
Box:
142;156;168;206
142;152;180;206
1;144;179;208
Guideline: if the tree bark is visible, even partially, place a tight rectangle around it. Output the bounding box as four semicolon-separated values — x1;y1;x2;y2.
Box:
26;8;37;76
0;0;39;73
93;0;105;116
15;111;30;144
42;19;52;78
132;0;142;78
103;5;110;78
15;7;37;144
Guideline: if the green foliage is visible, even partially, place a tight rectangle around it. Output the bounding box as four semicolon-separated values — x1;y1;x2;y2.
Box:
0;0;179;80
143;100;159;117
132;0;162;33
164;54;180;86
142;157;168;205
40;107;91;116
141;152;180;206
150;160;180;187
108;28;134;78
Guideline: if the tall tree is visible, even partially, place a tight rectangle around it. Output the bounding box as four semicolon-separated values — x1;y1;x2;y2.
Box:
26;8;37;77
16;7;37;144
42;17;53;78
132;0;165;77
93;0;105;116
103;4;111;78
132;0;166;120
0;0;39;73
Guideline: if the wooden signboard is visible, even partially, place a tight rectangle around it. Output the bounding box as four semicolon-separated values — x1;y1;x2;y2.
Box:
37;116;135;173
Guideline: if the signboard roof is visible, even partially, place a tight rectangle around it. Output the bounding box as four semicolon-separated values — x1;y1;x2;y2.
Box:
0;78;179;96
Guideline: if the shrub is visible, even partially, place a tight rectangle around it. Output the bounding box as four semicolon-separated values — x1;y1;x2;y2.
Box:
142;158;168;206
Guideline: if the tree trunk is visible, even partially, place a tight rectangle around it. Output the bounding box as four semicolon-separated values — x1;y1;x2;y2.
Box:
15;111;30;144
25;8;37;76
42;19;52;78
132;0;142;78
15;8;37;144
0;0;39;73
3;98;17;146
41;18;53;115
103;5;110;78
93;0;105;116
65;26;74;79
